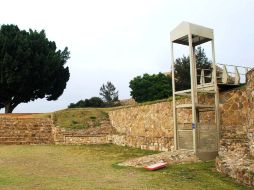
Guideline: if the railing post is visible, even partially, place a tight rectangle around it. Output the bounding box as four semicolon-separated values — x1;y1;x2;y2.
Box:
245;68;249;83
200;69;205;85
222;65;228;84
234;66;240;85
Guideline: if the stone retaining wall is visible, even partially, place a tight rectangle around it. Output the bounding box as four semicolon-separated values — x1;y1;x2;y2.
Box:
109;134;172;151
216;69;254;187
109;101;175;151
0;117;53;144
52;119;115;145
52;127;112;145
0;116;115;146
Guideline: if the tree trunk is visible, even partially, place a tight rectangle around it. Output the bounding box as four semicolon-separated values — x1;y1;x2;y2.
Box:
5;102;13;113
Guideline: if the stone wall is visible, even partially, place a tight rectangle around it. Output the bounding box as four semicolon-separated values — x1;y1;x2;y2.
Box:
216;69;254;187
0;117;53;144
53;127;110;145
246;69;254;156
0;115;115;146
52;119;115;145
109;102;174;151
109;98;197;151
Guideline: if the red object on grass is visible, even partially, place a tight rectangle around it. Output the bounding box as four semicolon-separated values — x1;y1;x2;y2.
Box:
144;162;167;171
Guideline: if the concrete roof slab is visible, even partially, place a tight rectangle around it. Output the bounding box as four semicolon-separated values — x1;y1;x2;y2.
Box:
170;22;214;46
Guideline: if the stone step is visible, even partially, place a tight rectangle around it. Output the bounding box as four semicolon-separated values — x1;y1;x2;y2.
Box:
0;127;52;131
0;138;52;144
0;129;48;131
0;124;53;126
0;125;53;127
0;136;52;139
0;132;52;136
0;117;54;145
0;141;52;145
0;138;52;143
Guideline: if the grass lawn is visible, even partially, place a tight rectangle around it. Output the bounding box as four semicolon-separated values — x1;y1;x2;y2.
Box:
0;145;250;190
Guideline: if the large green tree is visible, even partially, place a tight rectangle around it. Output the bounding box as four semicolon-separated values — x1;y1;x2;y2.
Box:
0;24;70;113
129;72;172;103
174;46;212;90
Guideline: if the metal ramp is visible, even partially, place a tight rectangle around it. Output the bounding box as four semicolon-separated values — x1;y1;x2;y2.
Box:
170;22;251;161
199;63;250;86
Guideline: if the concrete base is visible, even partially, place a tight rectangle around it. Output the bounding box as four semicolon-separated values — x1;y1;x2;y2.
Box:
197;151;218;161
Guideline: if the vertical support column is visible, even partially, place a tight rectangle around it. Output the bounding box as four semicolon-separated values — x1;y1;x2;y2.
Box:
188;34;197;153
193;45;200;122
211;39;220;149
193;46;200;151
171;42;178;150
193;46;198;90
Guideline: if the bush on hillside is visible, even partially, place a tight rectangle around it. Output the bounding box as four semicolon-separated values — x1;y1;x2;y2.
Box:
68;97;104;108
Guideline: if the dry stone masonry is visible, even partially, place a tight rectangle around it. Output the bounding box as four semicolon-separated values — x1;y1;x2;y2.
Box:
52;119;115;145
0;117;53;144
216;69;254;187
109;102;174;151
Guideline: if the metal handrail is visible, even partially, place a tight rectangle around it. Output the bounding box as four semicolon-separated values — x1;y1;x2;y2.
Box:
198;64;252;85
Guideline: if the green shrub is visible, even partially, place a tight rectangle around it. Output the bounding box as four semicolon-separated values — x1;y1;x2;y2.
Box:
68;97;104;108
129;72;172;103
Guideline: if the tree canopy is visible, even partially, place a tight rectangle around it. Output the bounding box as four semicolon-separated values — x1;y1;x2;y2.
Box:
99;81;119;103
0;24;70;113
129;72;172;103
174;46;212;90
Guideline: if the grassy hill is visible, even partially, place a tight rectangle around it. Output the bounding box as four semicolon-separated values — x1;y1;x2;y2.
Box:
25;108;110;129
52;108;109;129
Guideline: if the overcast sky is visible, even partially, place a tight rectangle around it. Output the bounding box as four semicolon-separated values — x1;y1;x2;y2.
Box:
0;0;253;113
